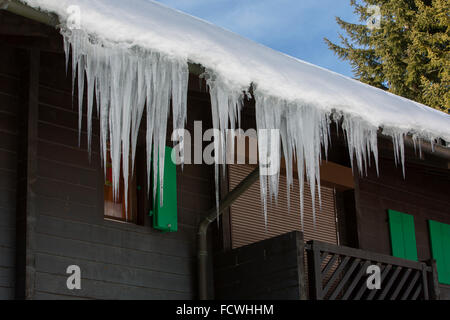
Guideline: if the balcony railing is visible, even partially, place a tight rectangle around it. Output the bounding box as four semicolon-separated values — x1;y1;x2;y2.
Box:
214;232;442;300
306;240;440;300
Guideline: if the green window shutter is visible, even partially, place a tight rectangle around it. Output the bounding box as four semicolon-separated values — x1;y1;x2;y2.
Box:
429;220;450;285
152;146;178;232
388;210;418;261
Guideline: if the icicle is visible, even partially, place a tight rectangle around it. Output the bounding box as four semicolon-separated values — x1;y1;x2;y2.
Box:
62;29;189;216
341;115;379;177
61;24;441;233
204;70;244;224
253;93;331;229
383;128;406;178
171;59;189;168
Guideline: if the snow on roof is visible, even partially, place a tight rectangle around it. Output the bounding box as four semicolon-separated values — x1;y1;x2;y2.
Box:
16;0;449;223
20;0;450;140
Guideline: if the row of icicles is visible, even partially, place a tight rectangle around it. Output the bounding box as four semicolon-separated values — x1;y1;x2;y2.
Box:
63;28;421;227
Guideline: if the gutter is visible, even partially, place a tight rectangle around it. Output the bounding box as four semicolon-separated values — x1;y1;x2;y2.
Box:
197;167;259;300
0;0;58;26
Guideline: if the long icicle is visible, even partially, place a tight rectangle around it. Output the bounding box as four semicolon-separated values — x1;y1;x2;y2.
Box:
63;27;431;232
64;29;189;215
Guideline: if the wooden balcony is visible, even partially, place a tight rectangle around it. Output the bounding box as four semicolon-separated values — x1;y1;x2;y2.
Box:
306;240;440;300
214;232;441;300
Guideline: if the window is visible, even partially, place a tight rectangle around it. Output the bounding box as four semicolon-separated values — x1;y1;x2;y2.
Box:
428;220;450;285
388;209;418;261
103;143;178;231
103;143;138;223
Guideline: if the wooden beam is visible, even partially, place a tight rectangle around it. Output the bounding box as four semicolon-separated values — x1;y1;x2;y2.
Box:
230;134;355;190
319;161;354;190
295;232;308;300
25;48;39;299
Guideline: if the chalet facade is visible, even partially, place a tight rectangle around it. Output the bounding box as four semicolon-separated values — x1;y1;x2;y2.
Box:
0;1;449;300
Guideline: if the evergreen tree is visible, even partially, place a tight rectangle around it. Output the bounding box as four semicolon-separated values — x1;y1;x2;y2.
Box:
325;0;449;113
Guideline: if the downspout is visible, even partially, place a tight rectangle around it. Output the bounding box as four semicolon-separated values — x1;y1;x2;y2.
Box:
197;166;259;300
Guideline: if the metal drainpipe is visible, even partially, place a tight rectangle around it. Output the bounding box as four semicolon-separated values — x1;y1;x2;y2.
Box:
197;166;259;300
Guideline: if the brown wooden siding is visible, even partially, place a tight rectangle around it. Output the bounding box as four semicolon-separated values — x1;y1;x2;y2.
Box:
355;156;450;298
0;45;22;299
20;48;216;300
214;231;306;299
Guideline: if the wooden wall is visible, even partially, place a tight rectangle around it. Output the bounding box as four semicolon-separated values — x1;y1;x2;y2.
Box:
1;10;449;300
0;45;23;299
214;231;306;299
355;155;450;298
17;48;215;299
0;7;217;297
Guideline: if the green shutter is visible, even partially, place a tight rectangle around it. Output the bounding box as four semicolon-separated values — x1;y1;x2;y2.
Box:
388;210;418;261
152;146;178;232
429;220;450;285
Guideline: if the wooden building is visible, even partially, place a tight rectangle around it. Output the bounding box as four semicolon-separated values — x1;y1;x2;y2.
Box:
0;1;449;300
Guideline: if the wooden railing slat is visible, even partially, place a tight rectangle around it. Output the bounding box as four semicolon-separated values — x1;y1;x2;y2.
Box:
378;265;402;300
401;270;421;300
341;260;371;300
322;256;350;297
411;283;422;300
320;252;328;264
367;264;390;300
329;258;361;300
321;253;338;277
421;263;429;300
307;242;323;300
354;275;369;300
390;269;412;300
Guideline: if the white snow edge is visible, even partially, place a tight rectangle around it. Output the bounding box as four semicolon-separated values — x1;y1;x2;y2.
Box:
19;0;450;141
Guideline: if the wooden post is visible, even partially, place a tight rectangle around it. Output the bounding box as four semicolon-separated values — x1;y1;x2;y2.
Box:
427;259;440;300
296;232;308;300
15;48;39;299
25;48;39;299
421;263;429;300
16;48;40;299
306;240;323;300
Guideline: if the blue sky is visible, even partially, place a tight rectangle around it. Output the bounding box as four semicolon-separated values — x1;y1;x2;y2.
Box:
155;0;359;77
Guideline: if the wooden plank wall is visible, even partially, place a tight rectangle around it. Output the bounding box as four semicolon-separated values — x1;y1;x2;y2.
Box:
355;156;450;299
214;231;307;299
19;47;216;299
0;44;23;299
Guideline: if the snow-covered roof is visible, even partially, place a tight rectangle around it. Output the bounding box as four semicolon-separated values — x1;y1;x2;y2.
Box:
15;0;449;223
20;0;450;140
